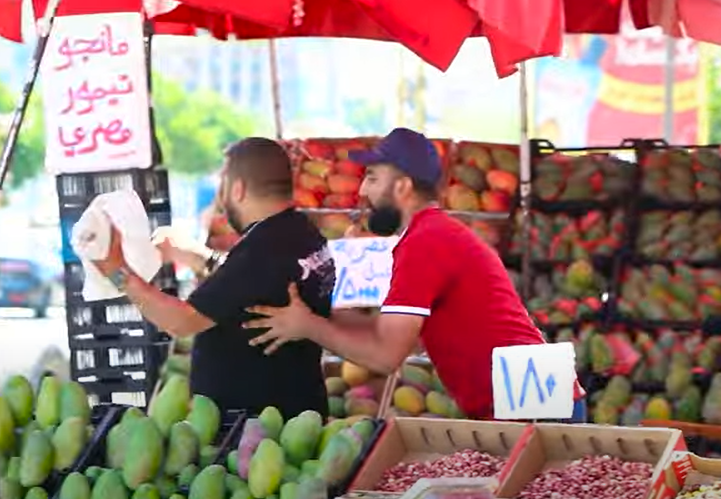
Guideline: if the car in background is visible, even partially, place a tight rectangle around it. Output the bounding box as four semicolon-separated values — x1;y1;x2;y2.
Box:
0;258;52;317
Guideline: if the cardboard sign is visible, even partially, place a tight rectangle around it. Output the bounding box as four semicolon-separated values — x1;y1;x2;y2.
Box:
40;12;152;174
492;342;575;420
329;236;398;308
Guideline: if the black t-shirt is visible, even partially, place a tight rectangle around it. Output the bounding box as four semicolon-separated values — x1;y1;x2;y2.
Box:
187;208;335;420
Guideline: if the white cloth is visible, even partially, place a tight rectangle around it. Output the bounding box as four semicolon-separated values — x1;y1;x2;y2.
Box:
71;189;162;302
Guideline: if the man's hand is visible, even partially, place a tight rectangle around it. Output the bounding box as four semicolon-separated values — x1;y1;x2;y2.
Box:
92;223;126;277
244;283;316;355
152;226;212;273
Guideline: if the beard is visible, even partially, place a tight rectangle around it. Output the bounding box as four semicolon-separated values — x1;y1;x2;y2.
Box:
223;202;244;235
367;189;402;237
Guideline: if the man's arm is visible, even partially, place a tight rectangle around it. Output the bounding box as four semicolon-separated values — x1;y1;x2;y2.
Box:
331;309;378;330
307;313;422;374
123;271;215;338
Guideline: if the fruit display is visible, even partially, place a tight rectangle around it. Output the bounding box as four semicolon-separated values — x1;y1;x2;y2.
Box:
0;374;94;498
443;142;519;213
636;210;721;262
524;260;606;325
533;153;635;203
326;360;465;420
516;455;653;499
509;210;625;260
678;480;721;498
618;265;721;322
373;450;506;492
640;148;721;204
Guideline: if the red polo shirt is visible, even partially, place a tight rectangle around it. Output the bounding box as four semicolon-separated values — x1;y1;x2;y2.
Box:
381;207;584;419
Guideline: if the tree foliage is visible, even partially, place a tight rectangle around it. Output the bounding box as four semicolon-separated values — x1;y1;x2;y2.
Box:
708;56;721;144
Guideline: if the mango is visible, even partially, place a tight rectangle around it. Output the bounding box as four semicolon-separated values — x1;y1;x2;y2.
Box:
340;362;369;387
177;464;199;488
189;465;225;499
316;432;357;487
199;445;218;468
186;395;220;447
2;375;34;426
0;396;16;453
401;365;432;393
107;414;145;470
345;385;375;400
165;421;199;476
281;464;300;484
301;459;320;476
280;482;298;499
431;370;446;394
121;407;145;424
122;418;164;490
258;406;284;442
425;391;453;417
327;174;361;195
227;450;239;475
6;457;20;481
149;375;190;437
52;416;86;471
0;478;23;499
248;439;285;498
168;495;185;499
36;376;61;429
26;487;49;499
225;474;246;494
446;184;480;211
279;413;322;466
231;488;253;499
317;419;348;455
91;470;129;499
295;477;326;499
344;398;378;417
19;430;53;487
132;483;161;499
237;419;266;480
85;466;105;485
154;475;177;498
645;396;673;420
59;381;91;424
0;454;7;476
328;397;345;418
324;377;347;397
351;419;375;443
392;386;425;416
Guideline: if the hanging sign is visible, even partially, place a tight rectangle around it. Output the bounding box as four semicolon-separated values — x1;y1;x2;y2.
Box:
329;236;398;308
40;12;152;174
492;342;576;420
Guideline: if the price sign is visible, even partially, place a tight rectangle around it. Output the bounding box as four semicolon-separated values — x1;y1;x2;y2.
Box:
329;236;398;308
40;12;152;174
492;342;575;420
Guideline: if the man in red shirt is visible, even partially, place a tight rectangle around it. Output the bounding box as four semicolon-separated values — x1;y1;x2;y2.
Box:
245;128;586;421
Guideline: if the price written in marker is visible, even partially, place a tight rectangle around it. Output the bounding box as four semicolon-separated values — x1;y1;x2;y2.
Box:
492;343;576;420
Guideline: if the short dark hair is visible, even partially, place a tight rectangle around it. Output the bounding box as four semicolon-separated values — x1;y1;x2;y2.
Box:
223;138;293;199
411;177;439;201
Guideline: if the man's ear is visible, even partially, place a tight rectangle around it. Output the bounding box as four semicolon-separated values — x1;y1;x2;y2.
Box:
395;176;414;199
230;177;246;202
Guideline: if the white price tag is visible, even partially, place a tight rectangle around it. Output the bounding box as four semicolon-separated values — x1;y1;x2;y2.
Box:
329;236;398;308
492;342;575;420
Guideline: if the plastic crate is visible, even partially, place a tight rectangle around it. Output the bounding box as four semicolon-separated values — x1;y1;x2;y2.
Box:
77;373;156;408
63;261;178;305
56;168;170;211
70;340;170;381
65;298;171;345
59;206;172;264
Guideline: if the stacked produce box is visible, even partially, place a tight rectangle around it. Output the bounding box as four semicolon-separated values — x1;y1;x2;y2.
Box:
56;169;178;407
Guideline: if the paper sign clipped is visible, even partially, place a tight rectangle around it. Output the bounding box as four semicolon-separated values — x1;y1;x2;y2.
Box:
40;12;152;174
329;236;397;308
492;342;575;420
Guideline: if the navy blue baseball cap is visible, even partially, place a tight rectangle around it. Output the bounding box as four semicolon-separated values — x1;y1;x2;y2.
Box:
348;128;442;186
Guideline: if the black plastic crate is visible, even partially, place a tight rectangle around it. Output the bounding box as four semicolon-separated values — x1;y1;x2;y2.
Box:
63;261;178;305
59;206;173;264
56;168;170;211
77;373;156;408
70;340;170;381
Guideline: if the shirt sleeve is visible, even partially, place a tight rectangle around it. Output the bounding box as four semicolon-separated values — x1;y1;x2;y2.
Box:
187;249;285;326
380;235;452;317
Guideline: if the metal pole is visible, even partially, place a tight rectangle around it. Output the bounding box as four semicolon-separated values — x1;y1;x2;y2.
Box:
268;39;283;140
0;0;63;190
519;62;533;303
663;36;675;142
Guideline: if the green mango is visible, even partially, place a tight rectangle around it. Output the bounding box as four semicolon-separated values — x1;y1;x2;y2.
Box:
2;376;34;426
59;382;91;425
258;406;284;442
279;413;322;466
199;446;218;468
60;472;91;499
188;465;225;499
0;477;23;499
154;475;177;499
19;431;53;488
164;422;199;476
36;376;61;430
91;470;129;499
0;397;16;454
186;396;220;447
148;376;190;437
224;474;246;494
280;482;299;499
122;418;164;490
226;450;239;475
84;466;105;485
6;457;21;481
248;439;285;498
24;486;48;499
52;417;87;471
177;464;199;488
281;464;300;484
317;420;347;456
131;483;161;499
316;432;358;486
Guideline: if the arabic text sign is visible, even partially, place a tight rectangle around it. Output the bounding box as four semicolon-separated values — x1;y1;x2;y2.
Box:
329;236;397;308
41;13;152;174
492;342;575;420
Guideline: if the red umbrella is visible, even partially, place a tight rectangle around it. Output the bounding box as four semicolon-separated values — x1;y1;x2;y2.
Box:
0;0;23;42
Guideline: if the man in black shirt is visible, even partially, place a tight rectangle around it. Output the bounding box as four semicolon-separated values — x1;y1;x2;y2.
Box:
92;138;335;418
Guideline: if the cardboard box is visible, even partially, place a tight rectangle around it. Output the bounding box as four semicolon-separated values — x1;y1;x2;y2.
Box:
495;423;687;498
349;417;529;491
649;452;721;499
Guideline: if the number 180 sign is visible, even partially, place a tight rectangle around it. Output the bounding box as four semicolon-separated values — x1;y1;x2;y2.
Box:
492;342;576;420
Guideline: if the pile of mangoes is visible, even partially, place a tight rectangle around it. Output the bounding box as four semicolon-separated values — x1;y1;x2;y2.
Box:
636;210;721;262
640;148;721;203
0;374;94;499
